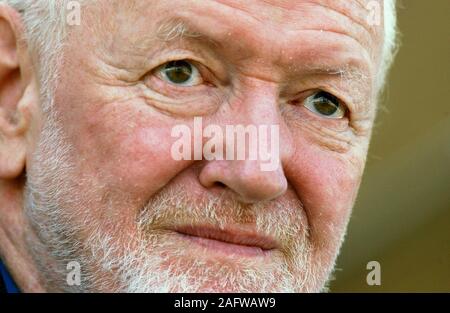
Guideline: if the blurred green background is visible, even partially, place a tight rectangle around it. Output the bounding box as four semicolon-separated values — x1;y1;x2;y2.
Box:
329;0;450;292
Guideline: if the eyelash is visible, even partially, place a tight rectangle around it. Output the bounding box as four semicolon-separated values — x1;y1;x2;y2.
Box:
289;90;347;118
153;59;216;87
302;90;347;119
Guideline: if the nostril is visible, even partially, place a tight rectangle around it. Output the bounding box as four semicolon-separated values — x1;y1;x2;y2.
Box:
198;160;287;203
213;181;227;189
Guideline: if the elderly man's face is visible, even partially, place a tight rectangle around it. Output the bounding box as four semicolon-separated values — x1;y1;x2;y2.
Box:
3;0;383;292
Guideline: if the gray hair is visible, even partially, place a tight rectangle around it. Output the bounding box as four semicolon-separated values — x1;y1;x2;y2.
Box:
1;0;398;96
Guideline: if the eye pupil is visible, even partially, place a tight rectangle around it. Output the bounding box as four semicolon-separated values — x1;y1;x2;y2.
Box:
164;60;192;84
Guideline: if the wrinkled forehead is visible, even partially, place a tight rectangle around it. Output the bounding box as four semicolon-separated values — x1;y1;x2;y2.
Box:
78;0;385;79
88;1;383;45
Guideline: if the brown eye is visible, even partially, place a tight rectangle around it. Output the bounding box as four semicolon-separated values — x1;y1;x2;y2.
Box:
158;60;202;86
304;91;346;119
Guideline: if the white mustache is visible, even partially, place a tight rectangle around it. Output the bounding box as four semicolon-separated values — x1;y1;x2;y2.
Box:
137;185;308;251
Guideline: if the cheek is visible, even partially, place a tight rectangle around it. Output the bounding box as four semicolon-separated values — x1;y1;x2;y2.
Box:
89;112;191;198
285;138;364;249
113;125;188;196
58;99;193;219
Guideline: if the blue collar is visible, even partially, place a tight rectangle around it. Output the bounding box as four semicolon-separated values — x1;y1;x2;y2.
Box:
0;259;20;293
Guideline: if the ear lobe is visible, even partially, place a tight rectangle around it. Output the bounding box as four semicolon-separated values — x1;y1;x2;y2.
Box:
0;6;29;179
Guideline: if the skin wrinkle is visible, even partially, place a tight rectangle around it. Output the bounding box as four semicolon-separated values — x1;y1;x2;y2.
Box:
317;0;379;36
295;120;355;155
309;0;386;76
216;0;380;62
0;0;395;293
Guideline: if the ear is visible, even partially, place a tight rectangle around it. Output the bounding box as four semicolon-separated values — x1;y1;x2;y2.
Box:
0;4;35;179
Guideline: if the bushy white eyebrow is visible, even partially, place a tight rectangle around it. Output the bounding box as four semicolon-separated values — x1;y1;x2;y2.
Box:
156;18;203;42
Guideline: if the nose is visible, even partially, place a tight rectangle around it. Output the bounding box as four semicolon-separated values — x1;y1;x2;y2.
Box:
198;79;290;203
199;159;288;203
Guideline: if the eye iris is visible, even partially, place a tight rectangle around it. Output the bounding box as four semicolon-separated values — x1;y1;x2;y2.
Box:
313;92;339;116
164;61;192;84
313;100;337;115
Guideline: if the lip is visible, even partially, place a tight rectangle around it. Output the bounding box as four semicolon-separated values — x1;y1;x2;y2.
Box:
172;224;279;257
